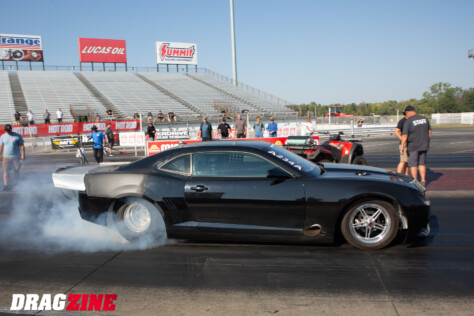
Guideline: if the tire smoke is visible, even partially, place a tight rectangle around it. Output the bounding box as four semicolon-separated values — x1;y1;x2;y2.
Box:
0;166;168;254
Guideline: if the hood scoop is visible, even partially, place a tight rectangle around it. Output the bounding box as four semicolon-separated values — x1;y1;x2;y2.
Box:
355;170;369;176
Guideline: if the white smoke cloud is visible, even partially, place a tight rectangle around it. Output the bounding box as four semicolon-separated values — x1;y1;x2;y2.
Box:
0;166;168;254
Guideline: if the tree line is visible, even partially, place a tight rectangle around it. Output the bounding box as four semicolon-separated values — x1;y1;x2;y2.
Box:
288;82;474;116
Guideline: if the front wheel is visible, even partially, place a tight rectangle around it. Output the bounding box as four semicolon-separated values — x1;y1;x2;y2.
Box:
352;155;367;165
108;197;167;243
341;200;399;250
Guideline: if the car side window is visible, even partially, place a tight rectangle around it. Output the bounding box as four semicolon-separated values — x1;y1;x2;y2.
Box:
160;154;191;175
192;152;285;177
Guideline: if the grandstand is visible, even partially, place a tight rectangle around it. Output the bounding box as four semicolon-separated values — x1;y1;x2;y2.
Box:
15;71;107;123
0;69;297;125
0;71;15;125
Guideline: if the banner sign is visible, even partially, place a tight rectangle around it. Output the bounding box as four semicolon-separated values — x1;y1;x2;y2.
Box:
156;42;197;65
155;130;189;140
119;132;146;147
0;34;43;62
0;120;139;138
146;136;319;156
78;38;127;63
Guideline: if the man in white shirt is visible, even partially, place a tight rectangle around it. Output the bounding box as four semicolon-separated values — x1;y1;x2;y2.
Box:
56;108;63;123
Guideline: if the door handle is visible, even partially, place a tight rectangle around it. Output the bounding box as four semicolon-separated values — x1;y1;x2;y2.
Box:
190;185;208;192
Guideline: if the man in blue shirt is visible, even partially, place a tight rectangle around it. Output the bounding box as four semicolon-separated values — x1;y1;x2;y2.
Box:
0;124;25;190
200;117;213;141
88;125;106;163
267;118;278;137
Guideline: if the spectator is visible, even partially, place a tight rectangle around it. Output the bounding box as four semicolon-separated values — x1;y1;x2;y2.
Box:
106;108;113;116
303;117;315;135
14;111;22;126
401;106;432;187
133;112;140;120
0;124;25;190
56;108;63;123
167;110;177;122
200;117;213;141
147;122;156;141
234;114;247;138
252;116;264;138
147;112;154;124
26;110;35;125
157;111;165;122
94;112;101;122
217;118;231;139
44;109;51;124
104;123;114;156
267;118;278;137
88;125;106;164
395;112;409;175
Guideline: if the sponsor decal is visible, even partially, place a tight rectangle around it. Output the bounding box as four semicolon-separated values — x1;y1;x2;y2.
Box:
155;130;189;140
10;294;117;311
267;150;302;171
0;34;43;62
79;38;127;63
156;41;197;65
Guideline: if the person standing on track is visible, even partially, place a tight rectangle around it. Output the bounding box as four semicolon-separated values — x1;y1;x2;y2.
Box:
88;125;106;164
400;106;432;187
105;123;115;156
234;114;247;138
0;124;25;190
395;111;409;175
200;117;213;141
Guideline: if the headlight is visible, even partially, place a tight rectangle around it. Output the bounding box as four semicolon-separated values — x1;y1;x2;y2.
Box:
410;179;425;192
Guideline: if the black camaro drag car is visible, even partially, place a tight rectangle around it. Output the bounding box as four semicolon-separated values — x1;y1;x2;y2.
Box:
52;141;430;250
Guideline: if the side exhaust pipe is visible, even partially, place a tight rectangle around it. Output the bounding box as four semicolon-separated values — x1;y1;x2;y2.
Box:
303;224;321;237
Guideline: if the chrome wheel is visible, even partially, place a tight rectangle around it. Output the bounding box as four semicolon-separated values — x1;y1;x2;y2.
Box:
341;200;399;250
123;202;151;233
349;203;391;244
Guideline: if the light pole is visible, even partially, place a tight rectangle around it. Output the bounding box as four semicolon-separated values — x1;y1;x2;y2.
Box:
230;0;238;86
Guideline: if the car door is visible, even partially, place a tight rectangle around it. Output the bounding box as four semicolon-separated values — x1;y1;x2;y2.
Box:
184;150;306;235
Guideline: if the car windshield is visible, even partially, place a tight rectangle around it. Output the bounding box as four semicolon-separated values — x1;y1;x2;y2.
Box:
266;144;319;174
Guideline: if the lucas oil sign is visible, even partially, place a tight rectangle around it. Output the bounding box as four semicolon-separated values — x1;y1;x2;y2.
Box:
78;38;127;63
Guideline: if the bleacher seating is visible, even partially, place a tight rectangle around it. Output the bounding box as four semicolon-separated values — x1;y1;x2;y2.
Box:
0;71;15;125
81;71;195;119
190;73;294;115
17;71;107;123
1;70;296;125
140;72;263;116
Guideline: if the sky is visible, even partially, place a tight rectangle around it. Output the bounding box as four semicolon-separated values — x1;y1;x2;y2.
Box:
1;0;473;105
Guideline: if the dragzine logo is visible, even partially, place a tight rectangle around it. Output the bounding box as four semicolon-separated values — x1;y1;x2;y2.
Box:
11;294;117;311
48;124;74;133
160;43;195;60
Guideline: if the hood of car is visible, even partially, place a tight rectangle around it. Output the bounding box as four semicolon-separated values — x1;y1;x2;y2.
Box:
321;163;413;184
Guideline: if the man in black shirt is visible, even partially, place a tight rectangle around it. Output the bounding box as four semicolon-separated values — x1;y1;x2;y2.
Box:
147;123;156;141
105;123;114;156
217;118;231;139
401;106;432;187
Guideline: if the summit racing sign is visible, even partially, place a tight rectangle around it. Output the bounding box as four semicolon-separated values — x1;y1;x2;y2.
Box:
78;38;127;63
0;34;43;62
156;41;197;65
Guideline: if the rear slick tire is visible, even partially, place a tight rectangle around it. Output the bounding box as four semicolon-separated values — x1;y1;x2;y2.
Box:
109;197;167;243
341;200;399;250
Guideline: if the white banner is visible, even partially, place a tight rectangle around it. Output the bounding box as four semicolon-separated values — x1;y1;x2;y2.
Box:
119;132;146;147
156;42;197;65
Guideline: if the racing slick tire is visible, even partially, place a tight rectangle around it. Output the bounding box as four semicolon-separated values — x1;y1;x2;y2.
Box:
352;156;367;165
341;200;399;250
109;197;167;243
